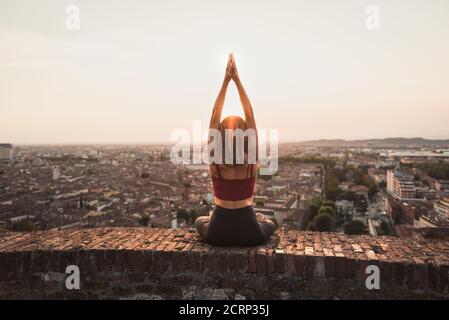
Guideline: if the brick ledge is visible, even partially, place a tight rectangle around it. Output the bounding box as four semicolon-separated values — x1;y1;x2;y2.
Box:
0;227;448;299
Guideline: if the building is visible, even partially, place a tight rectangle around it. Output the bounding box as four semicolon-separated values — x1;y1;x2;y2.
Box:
0;144;13;160
387;169;416;200
375;159;397;169
386;197;416;225
434;197;449;220
52;166;61;180
368;168;387;184
435;180;449;192
336;199;354;218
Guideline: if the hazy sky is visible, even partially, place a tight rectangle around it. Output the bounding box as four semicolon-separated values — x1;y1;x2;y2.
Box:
1;0;449;144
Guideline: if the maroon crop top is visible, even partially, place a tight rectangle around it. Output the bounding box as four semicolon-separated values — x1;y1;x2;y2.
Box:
211;164;256;201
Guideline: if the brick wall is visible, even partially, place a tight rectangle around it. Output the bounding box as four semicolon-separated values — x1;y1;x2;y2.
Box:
0;227;448;299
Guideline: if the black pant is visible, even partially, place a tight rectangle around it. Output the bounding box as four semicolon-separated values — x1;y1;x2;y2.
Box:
194;205;277;246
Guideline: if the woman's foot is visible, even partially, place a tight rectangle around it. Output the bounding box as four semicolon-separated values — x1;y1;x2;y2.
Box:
194;216;210;239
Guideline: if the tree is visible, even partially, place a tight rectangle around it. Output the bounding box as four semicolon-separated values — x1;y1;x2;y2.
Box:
380;221;395;236
322;200;335;209
308;196;322;220
344;220;366;235
279;156;335;168
362;177;379;199
177;208;188;221
319;205;335;217
138;215;149;227
417;161;449;180
310;213;334;232
325;169;343;201
12;219;37;232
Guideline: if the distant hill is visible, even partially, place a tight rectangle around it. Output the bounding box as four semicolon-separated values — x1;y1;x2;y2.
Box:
297;137;449;148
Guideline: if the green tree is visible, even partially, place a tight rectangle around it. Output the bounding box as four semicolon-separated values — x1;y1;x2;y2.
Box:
279;156;335;168
380;221;396;236
344;220;366;235
177;208;189;223
325;169;343;201
310;213;334;232
12;219;37;232
417;161;449;180
138;215;149;227
308;196;322;220
319;205;335;217
322;200;335;209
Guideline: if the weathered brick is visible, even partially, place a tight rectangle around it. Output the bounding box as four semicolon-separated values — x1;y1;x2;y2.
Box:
304;255;315;279
239;249;248;272
58;250;78;273
77;250;98;274
1;251;19;274
247;250;257;273
314;256;326;279
294;254;305;276
114;250;126;272
0;227;448;299
188;250;201;272
275;249;286;273
266;250;275;273
256;248;267;273
324;255;336;278
357;259;370;282
335;256;346;279
226;250;237;272
392;261;406;286
413;263;428;289
345;258;358;279
21;250;32;274
31;250;52;272
427;263;439;290
437;264;449;292
378;259;391;283
218;251;230;273
210;249;221;273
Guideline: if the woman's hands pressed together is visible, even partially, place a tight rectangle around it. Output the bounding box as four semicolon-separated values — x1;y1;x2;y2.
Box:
224;54;233;83
224;53;240;83
229;53;240;83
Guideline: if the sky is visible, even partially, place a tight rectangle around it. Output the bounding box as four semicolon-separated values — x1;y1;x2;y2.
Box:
1;0;449;144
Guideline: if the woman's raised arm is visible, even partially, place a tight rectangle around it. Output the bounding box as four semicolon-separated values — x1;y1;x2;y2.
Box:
230;55;256;130
209;56;233;129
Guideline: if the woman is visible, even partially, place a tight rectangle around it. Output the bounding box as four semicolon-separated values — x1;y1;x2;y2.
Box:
194;54;277;246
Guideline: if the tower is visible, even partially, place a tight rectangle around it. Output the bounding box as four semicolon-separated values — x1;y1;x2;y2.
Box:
52;166;61;180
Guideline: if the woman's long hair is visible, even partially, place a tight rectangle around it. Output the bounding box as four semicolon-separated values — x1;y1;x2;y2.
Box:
218;115;256;166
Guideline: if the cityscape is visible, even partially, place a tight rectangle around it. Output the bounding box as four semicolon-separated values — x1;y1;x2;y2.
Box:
2;139;448;240
1;0;449;304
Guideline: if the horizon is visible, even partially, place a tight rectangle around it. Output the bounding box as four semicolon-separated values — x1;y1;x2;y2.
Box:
6;135;449;147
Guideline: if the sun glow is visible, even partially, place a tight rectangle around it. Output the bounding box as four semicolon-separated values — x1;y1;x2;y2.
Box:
220;83;245;120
